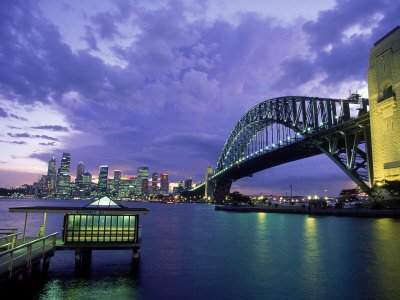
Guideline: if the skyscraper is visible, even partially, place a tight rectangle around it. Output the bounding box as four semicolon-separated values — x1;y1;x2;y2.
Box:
151;172;158;194
76;161;85;178
114;170;122;181
47;156;56;195
60;152;71;174
160;172;168;194
82;171;92;198
56;153;71;199
137;167;149;195
98;165;109;197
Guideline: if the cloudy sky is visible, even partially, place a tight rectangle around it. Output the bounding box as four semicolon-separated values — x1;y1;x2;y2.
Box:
0;0;399;196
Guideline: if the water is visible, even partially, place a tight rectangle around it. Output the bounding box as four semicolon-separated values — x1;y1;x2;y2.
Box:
1;199;400;299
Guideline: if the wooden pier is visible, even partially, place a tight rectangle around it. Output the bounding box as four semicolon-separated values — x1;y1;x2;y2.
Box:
4;197;149;276
0;232;57;281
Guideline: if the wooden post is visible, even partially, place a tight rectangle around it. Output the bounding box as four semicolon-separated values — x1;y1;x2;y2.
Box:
23;212;28;244
43;213;47;234
75;250;82;269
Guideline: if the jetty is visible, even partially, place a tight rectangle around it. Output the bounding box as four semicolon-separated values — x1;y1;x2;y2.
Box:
1;197;149;281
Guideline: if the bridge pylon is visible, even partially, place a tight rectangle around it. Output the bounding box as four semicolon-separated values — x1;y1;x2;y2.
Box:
368;26;400;184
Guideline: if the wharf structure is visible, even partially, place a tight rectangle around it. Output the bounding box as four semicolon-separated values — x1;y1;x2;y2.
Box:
1;197;148;280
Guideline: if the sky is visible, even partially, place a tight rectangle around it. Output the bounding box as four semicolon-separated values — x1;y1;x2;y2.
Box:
0;0;399;196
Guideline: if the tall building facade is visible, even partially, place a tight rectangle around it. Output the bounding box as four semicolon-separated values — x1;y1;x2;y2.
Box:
98;165;109;197
368;26;400;184
160;172;168;194
47;156;57;195
81;171;92;198
137;167;149;195
76;161;85;178
56;153;71;199
151;172;158;194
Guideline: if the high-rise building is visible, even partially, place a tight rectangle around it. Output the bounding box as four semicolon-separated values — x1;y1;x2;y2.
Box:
98;165;109;197
56;153;71;199
76;161;85;178
60;152;71;174
137;167;149;195
160;173;168;194
114;170;122;181
47;156;56;195
151;172;158;194
82;171;92;198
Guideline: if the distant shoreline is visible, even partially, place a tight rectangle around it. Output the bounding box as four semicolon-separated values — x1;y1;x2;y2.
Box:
215;205;400;218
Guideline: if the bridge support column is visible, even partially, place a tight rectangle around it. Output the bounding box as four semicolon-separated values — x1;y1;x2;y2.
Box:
214;180;232;204
368;27;400;185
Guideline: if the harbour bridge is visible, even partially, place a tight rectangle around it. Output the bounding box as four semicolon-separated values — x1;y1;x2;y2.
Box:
184;26;400;204
185;95;372;203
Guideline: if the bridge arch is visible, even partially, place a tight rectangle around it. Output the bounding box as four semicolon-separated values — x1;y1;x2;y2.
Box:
187;95;371;203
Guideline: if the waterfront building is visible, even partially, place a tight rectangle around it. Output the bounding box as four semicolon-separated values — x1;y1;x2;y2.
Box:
137;167;149;195
118;178;132;198
160;172;168;194
76;161;85;178
56;153;71;199
113;170;122;197
60;153;71;174
114;170;122;181
368;26;400;184
151;172;158;194
47;156;57;195
98;165;109;197
82;171;92;198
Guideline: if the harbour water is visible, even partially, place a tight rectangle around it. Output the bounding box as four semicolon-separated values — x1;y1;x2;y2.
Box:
1;199;400;299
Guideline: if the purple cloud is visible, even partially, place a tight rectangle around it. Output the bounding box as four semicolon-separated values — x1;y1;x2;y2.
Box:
39;142;56;146
7;132;58;141
0;107;8;118
31;125;69;132
0;0;399;195
0;140;27;145
7;133;30;138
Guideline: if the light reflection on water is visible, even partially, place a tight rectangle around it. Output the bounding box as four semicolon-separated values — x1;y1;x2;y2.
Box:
1;199;400;299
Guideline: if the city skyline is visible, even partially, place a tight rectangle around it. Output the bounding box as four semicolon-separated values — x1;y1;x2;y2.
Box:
0;0;399;196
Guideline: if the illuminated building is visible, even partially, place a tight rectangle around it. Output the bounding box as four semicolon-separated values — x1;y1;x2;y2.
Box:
81;171;92;198
60;152;71;174
76;161;85;178
151;172;158;194
114;170;122;181
137;167;149;195
160;173;169;194
368;26;400;184
56;153;71;199
98;165;109;197
47;156;56;195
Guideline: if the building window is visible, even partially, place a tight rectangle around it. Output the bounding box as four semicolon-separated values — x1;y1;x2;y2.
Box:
380;83;395;102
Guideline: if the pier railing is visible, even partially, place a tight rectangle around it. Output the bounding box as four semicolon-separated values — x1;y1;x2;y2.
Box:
0;232;21;250
0;232;58;279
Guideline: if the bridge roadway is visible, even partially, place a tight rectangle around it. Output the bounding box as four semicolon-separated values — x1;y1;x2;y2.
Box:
185;111;371;203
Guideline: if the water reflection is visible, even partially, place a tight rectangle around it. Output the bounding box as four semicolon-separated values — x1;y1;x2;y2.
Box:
372;218;400;298
39;277;141;300
301;216;323;297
